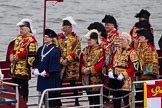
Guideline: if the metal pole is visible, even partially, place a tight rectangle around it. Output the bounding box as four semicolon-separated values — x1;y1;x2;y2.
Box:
132;83;136;108
2;82;19;108
100;85;103;108
38;92;41;105
15;85;19;108
43;0;47;36
45;92;49;108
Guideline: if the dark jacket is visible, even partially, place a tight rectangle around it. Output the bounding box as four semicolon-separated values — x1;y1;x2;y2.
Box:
158;36;162;50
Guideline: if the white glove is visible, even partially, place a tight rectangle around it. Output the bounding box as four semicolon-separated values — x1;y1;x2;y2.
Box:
40;70;46;77
117;74;125;81
108;71;115;79
0;68;4;80
83;67;90;74
84;67;90;72
32;68;40;76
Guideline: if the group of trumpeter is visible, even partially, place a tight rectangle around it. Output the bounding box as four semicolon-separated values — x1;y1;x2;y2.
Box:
7;9;162;108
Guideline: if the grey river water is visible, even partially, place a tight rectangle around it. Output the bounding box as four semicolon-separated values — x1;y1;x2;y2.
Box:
0;0;162;105
1;0;162;59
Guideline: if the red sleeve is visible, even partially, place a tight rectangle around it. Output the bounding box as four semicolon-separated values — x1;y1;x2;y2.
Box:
80;53;85;69
126;61;133;76
94;56;105;72
69;51;75;59
93;49;105;73
9;49;14;55
130;28;133;36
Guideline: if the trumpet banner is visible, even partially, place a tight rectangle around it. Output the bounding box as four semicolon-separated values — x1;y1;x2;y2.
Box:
144;80;162;108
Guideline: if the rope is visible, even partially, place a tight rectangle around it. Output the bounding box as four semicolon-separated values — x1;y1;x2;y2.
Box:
103;92;132;100
104;85;124;91
103;85;133;108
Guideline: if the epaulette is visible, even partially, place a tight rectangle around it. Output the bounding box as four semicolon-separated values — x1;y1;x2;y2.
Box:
148;43;156;51
71;32;77;37
111;29;119;35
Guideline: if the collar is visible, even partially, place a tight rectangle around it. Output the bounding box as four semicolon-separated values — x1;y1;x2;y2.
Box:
107;28;116;34
44;43;53;47
89;44;99;49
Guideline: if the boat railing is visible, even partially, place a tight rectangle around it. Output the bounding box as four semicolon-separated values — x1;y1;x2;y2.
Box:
132;79;162;108
1;81;19;108
102;79;162;108
103;85;132;108
38;84;104;108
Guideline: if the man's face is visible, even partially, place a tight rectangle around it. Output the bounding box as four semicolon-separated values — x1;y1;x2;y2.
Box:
119;35;129;48
139;17;146;21
87;38;97;47
105;23;114;32
62;25;72;33
20;27;30;36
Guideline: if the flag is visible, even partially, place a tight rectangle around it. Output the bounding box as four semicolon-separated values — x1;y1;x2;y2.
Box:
144;80;162;108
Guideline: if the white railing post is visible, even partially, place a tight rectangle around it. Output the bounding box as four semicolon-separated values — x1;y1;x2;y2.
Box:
38;84;103;108
38;92;41;105
132;82;136;108
15;84;19;108
2;82;19;108
45;92;49;108
100;85;103;108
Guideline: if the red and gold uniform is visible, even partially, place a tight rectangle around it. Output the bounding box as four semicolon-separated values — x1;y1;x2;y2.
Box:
80;45;105;92
109;45;141;91
101;14;119;65
106;29;119;65
9;34;37;79
9;18;38;102
108;45;141;108
135;29;158;106
100;37;110;65
107;29;119;53
57;32;81;80
137;42;159;80
100;36;110;75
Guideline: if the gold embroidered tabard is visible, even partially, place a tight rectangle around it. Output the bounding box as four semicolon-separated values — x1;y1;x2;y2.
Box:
57;33;81;80
82;45;104;92
107;29;119;51
115;68;132;91
10;35;37;79
112;46;141;91
137;42;159;80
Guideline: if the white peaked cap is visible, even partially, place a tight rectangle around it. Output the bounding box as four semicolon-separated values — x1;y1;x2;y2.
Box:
84;29;101;44
16;18;36;34
62;16;77;26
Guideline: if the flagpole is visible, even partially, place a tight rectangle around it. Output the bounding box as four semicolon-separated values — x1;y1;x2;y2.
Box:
43;0;63;36
43;0;47;36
